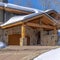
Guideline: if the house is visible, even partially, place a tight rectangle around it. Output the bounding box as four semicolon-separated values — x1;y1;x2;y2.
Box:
0;2;59;46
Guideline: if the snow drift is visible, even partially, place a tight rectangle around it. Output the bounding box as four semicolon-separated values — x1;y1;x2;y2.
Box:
0;42;6;48
34;48;60;60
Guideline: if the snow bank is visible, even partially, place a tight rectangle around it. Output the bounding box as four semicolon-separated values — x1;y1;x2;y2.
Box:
34;48;60;60
0;42;6;48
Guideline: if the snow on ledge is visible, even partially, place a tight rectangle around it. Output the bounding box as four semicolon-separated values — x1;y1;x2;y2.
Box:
34;48;60;60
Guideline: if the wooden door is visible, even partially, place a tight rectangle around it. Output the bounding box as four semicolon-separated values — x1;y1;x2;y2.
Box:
8;34;21;45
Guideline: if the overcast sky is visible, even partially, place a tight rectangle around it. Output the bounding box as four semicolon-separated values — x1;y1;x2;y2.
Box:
8;0;60;12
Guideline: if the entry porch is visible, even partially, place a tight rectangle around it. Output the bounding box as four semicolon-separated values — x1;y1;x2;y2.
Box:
1;14;58;46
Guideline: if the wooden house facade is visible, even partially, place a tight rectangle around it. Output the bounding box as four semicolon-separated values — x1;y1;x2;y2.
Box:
0;2;59;46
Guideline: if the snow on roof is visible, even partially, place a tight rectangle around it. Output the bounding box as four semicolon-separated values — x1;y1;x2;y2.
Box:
44;9;53;12
1;10;57;27
0;2;44;27
0;2;57;27
0;2;44;13
0;2;45;27
6;3;40;13
34;48;60;60
0;2;55;14
1;12;43;26
1;15;27;26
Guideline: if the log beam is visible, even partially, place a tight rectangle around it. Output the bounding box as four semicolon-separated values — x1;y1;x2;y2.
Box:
0;7;32;14
26;22;55;30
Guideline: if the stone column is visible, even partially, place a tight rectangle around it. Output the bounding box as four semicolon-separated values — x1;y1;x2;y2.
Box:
53;28;57;34
53;28;58;45
40;28;44;45
20;24;27;46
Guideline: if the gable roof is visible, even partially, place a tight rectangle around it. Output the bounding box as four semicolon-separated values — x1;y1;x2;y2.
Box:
0;2;58;29
1;12;43;27
1;12;58;28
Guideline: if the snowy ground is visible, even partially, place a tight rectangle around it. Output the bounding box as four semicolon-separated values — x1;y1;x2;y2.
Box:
34;48;60;60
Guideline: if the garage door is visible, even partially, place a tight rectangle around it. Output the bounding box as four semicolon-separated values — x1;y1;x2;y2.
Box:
8;34;21;45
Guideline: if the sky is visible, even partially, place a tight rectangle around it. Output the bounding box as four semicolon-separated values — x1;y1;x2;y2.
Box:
8;0;60;12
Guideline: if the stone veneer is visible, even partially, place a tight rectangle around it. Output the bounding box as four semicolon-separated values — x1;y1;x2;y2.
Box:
0;25;58;46
41;29;58;46
3;26;21;44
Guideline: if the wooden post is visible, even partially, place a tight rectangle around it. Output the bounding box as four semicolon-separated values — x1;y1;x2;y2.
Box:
21;24;26;38
20;24;27;46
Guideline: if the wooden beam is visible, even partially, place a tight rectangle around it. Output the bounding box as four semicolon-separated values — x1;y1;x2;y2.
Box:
26;22;55;29
1;22;23;29
0;6;32;14
41;15;55;26
44;14;56;26
5;8;32;14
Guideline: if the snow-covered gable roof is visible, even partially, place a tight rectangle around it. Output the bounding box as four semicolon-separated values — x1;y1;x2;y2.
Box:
1;12;58;27
0;2;45;27
1;12;43;26
6;3;38;13
0;2;43;13
0;2;57;14
0;2;58;28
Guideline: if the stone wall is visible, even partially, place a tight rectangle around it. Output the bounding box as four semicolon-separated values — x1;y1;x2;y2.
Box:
3;26;21;44
2;26;38;45
0;28;3;41
26;26;38;45
1;25;58;46
41;30;58;46
0;10;3;22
